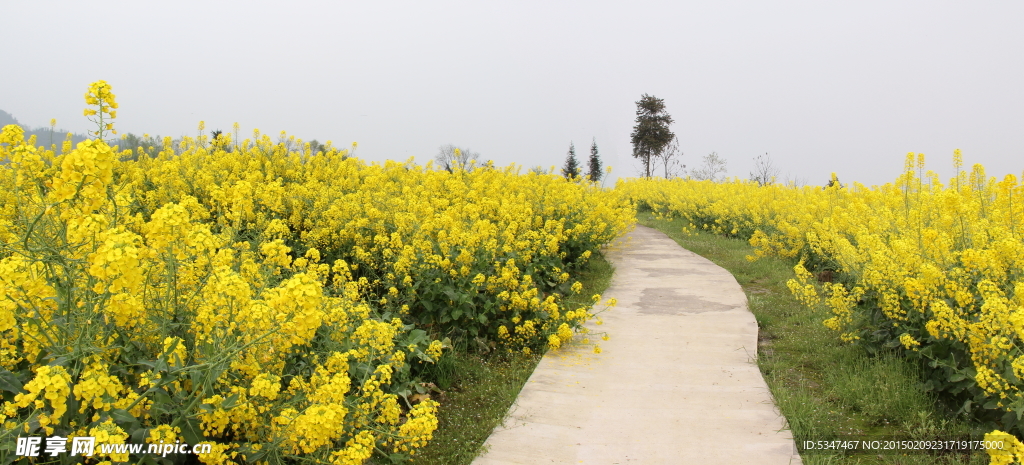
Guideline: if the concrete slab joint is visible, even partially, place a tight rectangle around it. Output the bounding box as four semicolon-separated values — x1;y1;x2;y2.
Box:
473;225;803;465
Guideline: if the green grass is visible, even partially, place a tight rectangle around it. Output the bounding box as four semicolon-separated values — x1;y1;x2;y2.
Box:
638;212;990;465
410;252;615;464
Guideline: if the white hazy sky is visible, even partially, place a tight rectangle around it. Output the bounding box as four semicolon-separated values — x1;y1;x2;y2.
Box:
3;1;1022;187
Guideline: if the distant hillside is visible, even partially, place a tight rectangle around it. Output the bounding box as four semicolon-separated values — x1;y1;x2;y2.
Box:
0;108;89;147
0;109;18;127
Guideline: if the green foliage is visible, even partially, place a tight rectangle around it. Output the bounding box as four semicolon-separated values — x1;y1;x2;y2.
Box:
308;139;327;155
587;138;602;183
561;142;580;180
410;352;539;465
0;139;446;464
630;94;674;178
116;132;166;160
412;252;614;464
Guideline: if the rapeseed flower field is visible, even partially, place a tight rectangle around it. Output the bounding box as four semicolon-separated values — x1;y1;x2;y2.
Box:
620;154;1024;463
0;82;632;464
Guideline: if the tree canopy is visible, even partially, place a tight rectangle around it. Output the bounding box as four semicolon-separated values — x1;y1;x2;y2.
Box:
562;142;581;179
587;138;602;183
434;143;480;172
630;94;674;178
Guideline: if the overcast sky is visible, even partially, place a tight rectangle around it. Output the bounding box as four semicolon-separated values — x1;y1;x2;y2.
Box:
3;1;1021;187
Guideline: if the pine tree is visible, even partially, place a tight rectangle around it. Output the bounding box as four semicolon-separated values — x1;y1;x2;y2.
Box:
587;138;602;183
561;142;581;179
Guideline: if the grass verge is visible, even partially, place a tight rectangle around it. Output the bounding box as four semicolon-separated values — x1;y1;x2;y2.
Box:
639;212;990;465
410;252;615;464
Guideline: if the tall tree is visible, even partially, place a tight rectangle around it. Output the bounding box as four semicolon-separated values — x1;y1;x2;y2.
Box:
587;138;602;183
562;142;581;179
630;94;675;178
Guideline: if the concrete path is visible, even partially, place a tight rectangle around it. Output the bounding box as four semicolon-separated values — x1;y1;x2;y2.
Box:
473;225;802;465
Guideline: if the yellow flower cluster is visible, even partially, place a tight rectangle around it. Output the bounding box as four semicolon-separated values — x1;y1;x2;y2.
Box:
2;365;71;435
84;79;118;137
90;419;130;462
394;399;439;453
0;81;632;463
986;430;1024;465
147;424;181;444
72;363;126;413
51;138;115;211
620;151;1024;450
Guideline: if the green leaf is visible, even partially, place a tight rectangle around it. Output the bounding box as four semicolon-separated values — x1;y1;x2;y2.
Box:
179;418;206;445
47;354;74;367
0;370;24;394
451;309;463;320
388;452;411;464
1;447;17;465
404;329;428;345
110;408;138;426
26;414;40;433
245;449;269;463
1002;411;1019;431
65;394;80;418
131;427;151;444
221;392;240;410
1005;365;1021;384
153;388;173;405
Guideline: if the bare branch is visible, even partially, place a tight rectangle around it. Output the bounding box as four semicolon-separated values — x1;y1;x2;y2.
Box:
750;152;780;186
654;135;685;179
690;152;728;182
434;143;480;172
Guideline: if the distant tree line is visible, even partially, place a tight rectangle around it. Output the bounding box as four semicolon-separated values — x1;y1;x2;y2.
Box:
0;109;89;149
625;95;799;186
